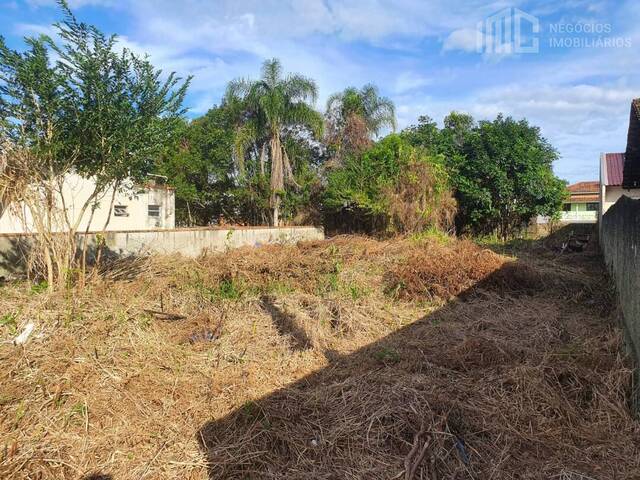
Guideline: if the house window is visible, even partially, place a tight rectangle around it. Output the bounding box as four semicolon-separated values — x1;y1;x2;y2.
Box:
148;205;161;217
562;203;571;212
586;202;599;211
114;205;129;217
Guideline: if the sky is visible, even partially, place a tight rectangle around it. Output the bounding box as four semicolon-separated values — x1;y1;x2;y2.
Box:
1;0;639;183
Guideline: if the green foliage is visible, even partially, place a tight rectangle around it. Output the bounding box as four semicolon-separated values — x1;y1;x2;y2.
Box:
0;1;190;191
325;134;405;217
52;3;190;189
409;226;452;245
157;103;323;226
0;313;17;334
402;112;566;239
325;84;396;161
224;58;324;226
209;278;244;301
454;115;566;238
155;106;237;225
30;281;49;294
0;1;190;288
324;134;454;234
373;347;400;364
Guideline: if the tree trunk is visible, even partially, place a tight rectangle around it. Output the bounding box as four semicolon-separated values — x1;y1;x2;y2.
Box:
273;196;280;227
93;182;119;278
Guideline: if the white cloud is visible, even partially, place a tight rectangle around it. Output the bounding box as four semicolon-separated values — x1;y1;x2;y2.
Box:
394;71;432;93
13;22;56;36
15;0;640;182
443;28;479;52
395;82;639;182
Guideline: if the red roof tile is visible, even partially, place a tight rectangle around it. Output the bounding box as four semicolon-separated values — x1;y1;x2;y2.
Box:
604;153;624;186
568;194;599;203
567;181;599;193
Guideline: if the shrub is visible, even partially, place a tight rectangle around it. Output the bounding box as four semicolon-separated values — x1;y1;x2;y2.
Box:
324;135;456;234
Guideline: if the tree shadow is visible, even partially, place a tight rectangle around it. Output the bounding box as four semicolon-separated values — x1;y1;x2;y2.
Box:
260;294;312;351
197;245;631;479
0;233;151;283
0;235;32;280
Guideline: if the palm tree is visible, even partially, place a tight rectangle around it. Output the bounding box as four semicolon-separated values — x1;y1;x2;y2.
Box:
224;59;323;226
325;84;396;160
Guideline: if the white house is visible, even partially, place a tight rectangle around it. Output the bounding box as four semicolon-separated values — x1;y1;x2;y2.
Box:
0;173;175;234
599;152;640;225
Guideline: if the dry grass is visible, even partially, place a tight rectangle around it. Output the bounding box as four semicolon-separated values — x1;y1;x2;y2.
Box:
0;231;638;479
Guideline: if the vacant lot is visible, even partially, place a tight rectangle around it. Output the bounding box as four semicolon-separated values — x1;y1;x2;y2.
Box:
1;230;638;479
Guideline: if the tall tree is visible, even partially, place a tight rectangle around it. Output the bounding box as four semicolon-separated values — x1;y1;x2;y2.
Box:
325;84;396;162
224;58;323;226
156;107;236;226
456;115;566;238
0;1;189;288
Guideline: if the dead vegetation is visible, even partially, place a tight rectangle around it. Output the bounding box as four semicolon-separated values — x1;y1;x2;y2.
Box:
0;230;638;479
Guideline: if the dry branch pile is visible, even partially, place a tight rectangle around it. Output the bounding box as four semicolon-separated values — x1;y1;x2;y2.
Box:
0;231;638;479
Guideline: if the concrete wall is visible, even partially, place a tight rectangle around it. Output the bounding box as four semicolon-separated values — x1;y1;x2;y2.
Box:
0;174;175;234
88;226;324;257
600;195;640;407
0;226;324;278
602;186;640;216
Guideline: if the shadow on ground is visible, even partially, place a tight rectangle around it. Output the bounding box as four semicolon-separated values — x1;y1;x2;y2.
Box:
197;232;636;479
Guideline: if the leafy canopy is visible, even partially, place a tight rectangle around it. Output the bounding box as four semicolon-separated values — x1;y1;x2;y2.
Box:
224;58;324;225
454;115;566;237
324;134;454;233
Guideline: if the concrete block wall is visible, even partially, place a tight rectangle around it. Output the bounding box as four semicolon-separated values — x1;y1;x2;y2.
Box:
600;195;640;406
91;226;325;258
0;226;325;278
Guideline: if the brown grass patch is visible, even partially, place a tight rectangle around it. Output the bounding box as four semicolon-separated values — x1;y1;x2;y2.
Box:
385;239;505;300
0;234;637;479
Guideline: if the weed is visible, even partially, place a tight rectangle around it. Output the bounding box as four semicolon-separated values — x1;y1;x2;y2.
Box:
373;347;400;364
348;283;368;300
0;394;17;406
240;400;263;421
0;313;17;335
264;281;295;295
207;278;244;300
14;401;26;426
321;271;340;293
67;402;87;425
30;281;48;294
409;226;451;245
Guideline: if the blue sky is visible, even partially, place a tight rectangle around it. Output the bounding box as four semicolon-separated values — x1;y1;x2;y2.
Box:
1;0;638;182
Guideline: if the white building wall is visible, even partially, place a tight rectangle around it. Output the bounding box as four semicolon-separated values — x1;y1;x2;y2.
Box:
0;174;175;234
602;186;640;216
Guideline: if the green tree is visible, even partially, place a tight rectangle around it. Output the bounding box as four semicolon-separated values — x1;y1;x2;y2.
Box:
156;107;236;225
455;115;566;239
401;115;441;151
0;1;189;288
224;58;323;226
325;84;396;161
324;134;454;234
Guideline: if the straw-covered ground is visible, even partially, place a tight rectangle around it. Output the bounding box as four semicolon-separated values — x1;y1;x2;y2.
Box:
1;228;638;479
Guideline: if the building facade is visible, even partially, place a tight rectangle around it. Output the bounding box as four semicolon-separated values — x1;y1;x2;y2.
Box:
561;181;600;223
599;153;640;225
0;174;175;234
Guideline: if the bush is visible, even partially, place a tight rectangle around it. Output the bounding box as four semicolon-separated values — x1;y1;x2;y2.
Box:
324;135;455;234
